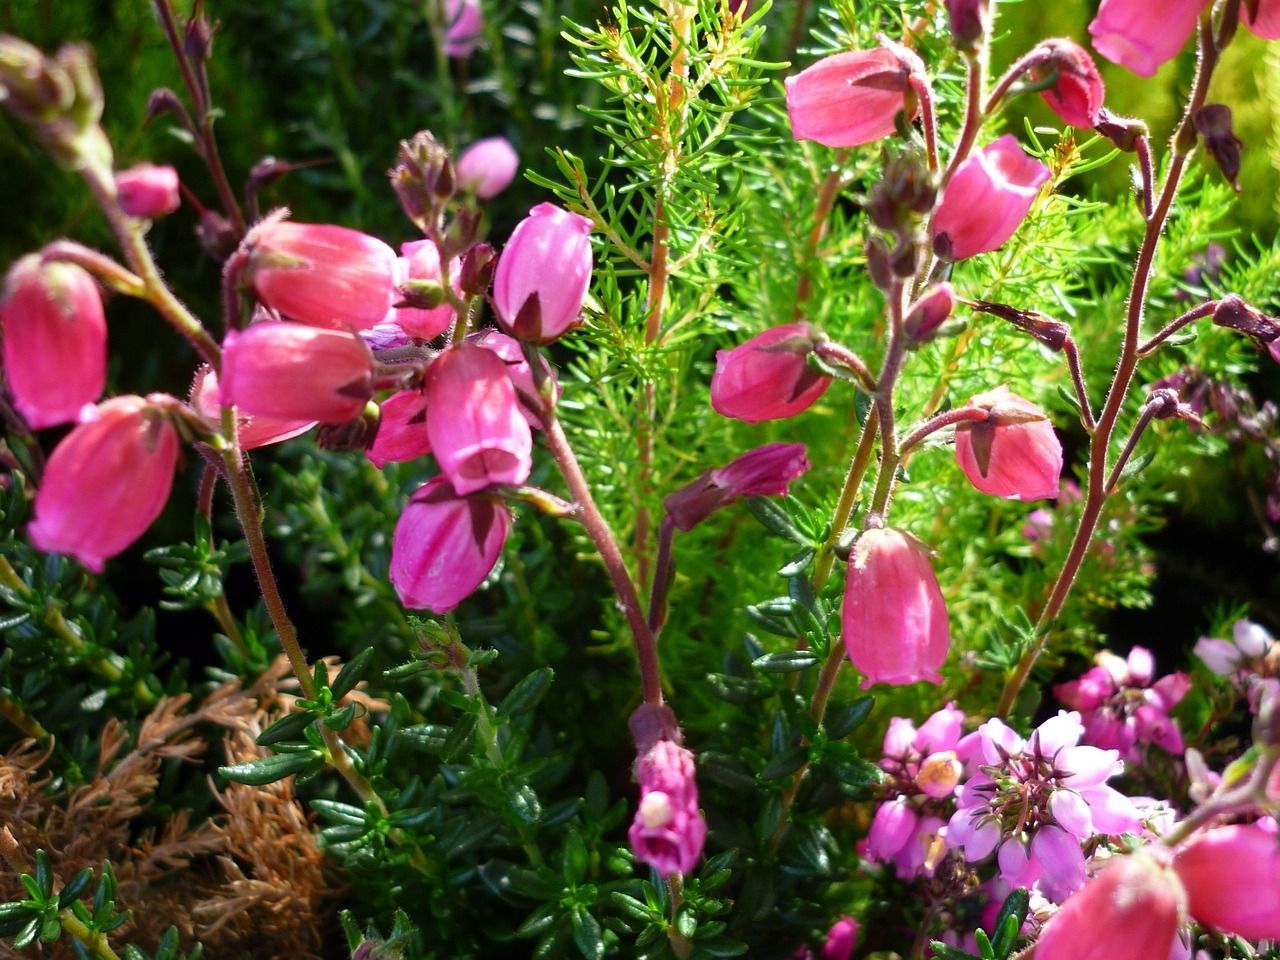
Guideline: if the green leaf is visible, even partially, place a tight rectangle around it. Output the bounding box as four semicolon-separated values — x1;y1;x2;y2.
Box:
34;850;52;898
440;714;478;762
255;710;319;746
744;497;809;543
990;888;1029;958
571;908;604;960
498;667;555;717
562;829;589;885
12;916;40;950
517;905;560;939
975;927;994;960
760;745;807;780
330;646;376;700
504;780;542;825
609;893;655;923
218;751;315;785
824;697;875;739
58;868;94;908
322;703;357;731
751;650;818;673
929;943;983;960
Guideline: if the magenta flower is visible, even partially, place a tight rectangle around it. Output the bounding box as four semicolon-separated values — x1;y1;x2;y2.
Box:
470;328;556;429
1194;619;1279;713
946;711;1141;903
389;477;511;613
946;0;991;48
189;367;314;450
710;323;831;424
1032;40;1105;129
1245;0;1280;38
664;442;810;532
819;917;858;960
29;396;180;572
366;389;431;468
393;240;458;341
954;386;1063;501
492;202;594;344
628;736;707;876
456;137;519;199
1054;647;1190;761
425;343;532;495
444;0;483;58
842;528;949;688
1088;0;1210;77
785;47;921;148
1035;853;1186;960
903;282;955;344
1174;824;1280;940
115;163;180;219
932;136;1050;260
0;255;106;429
247;221;397;330
221;322;373;424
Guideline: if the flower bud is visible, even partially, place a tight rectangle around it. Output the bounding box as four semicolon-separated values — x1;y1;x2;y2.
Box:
459;242;496;297
444;0;484;58
664;442;810;531
946;0;991;49
1034;853;1185;960
247;220;397;329
1212;294;1280;342
1193;103;1243;191
971;300;1071;351
842;527;949;687
221;322;373;423
710;323;832;424
29;396;179;572
785;46;923;148
915;750;962;798
819;918;858;960
425;343;532;495
954;386;1063;501
189;366;314;450
903;282;955;344
1088;0;1210;78
1244;0;1280;38
389;130;454;226
1173;824;1280;939
366;389;430;468
932;136;1050;261
1;255;106;428
629;737;707;875
455;137;519;199
389;477;511;613
1094;108;1148;152
394;240;458;340
115;162;180;219
1031;39;1105;130
493;203;594;344
196;209;239;263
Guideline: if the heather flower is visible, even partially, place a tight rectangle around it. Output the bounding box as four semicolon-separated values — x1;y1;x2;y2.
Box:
1054;646;1190;761
455;137;519;199
785;46;922;149
492;202;594;343
1194;619;1279;713
710;323;831;424
389;477;511;613
842;528;950;687
366;389;430;468
819;917;858;960
1088;0;1210;77
393;239;458;341
627;707;706;876
0;254;106;428
189;366;315;450
247;220;397;330
946;0;991;48
1030;40;1105;129
954;386;1063;501
1173;824;1280;940
903;282;955;344
932;136;1050;261
470;328;556;429
1244;0;1280;39
664;442;810;532
946;711;1142;903
425;343;532;495
29;396;180;572
115;162;180;219
444;0;483;58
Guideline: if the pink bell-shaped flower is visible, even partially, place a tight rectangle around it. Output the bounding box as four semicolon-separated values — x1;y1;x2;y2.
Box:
367;389;431;468
29;395;180;572
819;918;858;960
1173;824;1280;940
954;386;1063;501
189;367;314;450
628;735;707;876
220;322;373;424
1032;40;1105;129
247;220;397;330
1034;853;1186;960
1;255;106;429
1088;0;1210;77
470;328;557;428
444;0;483;58
664;442;810;531
1245;0;1280;38
425;343;532;495
785;46;922;148
389;477;511;613
492;202;594;344
842;527;949;687
933;136;1050;260
710;323;831;424
455;137;519;199
393;239;458;340
115;163;181;219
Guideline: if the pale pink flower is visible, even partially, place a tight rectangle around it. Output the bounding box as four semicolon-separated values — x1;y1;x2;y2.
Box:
115;163;180;219
711;323;831;424
1173;824;1280;940
954;386;1062;501
492;202;594;343
933;136;1050;260
456;137;519;199
1088;0;1210;77
393;239;458;341
366;389;431;468
629;737;707;876
189;366;314;450
785;47;921;148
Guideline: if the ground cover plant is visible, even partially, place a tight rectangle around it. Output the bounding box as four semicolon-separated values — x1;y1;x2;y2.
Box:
1;0;1280;957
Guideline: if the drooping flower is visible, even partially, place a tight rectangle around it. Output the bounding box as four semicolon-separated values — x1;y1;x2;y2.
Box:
1034;853;1186;960
627;704;707;876
664;443;810;531
932;136;1050;261
954;386;1063;501
1173;824;1280;940
1088;0;1210;77
389;477;510;613
842;528;950;688
1244;0;1280;39
247;220;397;330
710;323;831;424
946;711;1142;903
470;328;557;429
903;282;955;344
785;46;922;148
1194;619;1279;713
1030;40;1105;129
1054;646;1190;761
946;0;992;48
444;0;484;58
115;162;181;219
393;239;458;341
29;396;180;572
455;137;519;199
425;343;532;495
492;202;594;344
818;917;858;960
220;322;373;424
0;255;106;429
189;366;314;450
366;389;431;468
